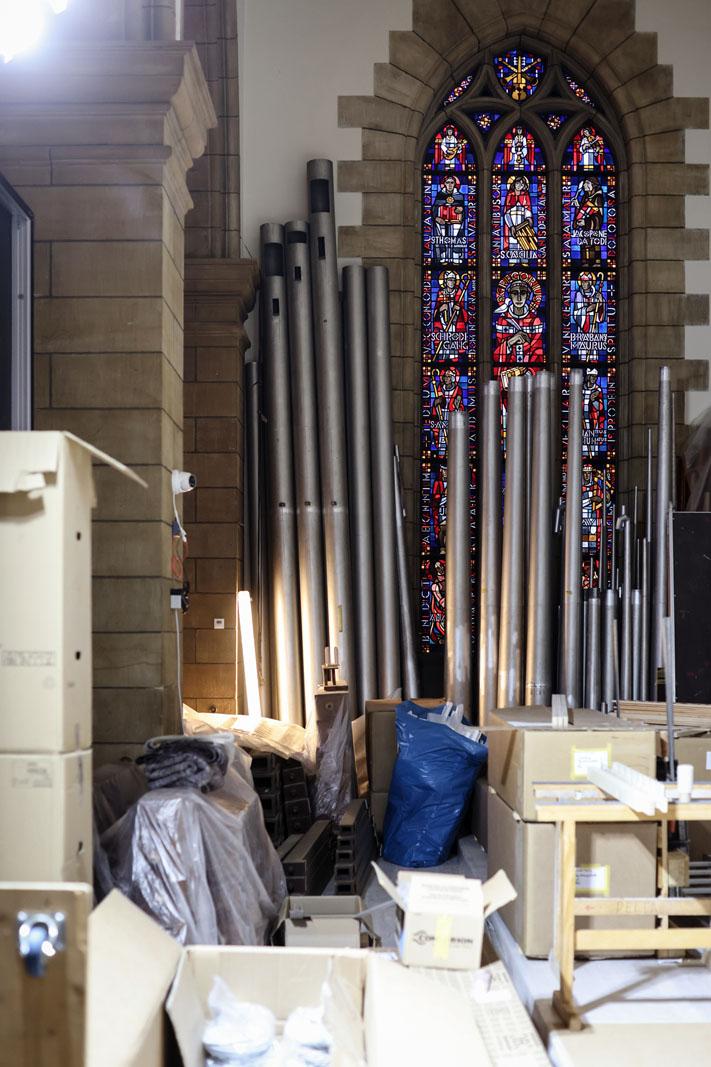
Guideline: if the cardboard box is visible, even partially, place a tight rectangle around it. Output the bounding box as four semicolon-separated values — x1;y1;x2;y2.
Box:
0;432;144;752
87;890;548;1067
372;865;516;970
487;789;657;958
369;789;388;833
471;775;489;850
365;698;443;793
0;750;92;882
487;706;657;820
272;894;374;949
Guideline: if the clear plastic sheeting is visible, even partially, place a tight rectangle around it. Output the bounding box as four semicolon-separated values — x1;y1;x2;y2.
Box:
102;765;286;945
683;405;711;510
93;761;147;837
183;705;314;771
305;695;353;822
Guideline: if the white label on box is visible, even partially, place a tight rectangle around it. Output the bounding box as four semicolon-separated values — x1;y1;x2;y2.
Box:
12;759;53;789
571;746;610;780
1;649;56;667
575;864;610;896
706;751;711;772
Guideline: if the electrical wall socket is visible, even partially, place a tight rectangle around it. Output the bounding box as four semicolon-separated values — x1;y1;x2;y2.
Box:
214;618;225;629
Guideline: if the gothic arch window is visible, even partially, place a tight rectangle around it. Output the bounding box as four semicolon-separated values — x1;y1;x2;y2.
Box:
419;43;621;654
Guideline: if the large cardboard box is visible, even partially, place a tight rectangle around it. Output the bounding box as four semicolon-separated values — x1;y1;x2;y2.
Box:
487;707;657;820
365;698;443;793
271;894;374;949
0;750;92;882
0;432;143;752
87;891;547;1067
487;789;657;958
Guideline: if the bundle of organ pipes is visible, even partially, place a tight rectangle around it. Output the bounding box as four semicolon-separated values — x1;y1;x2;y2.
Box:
247;160;419;727
477;365;676;726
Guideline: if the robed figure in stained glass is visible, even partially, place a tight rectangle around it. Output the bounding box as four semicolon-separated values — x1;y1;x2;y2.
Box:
583;367;605;453
573;177;603;233
433;270;469;357
574;127;606;169
433;173;465;263
503;125;536;170
429;559;446;641
573;271;606;334
503;175;536;256
430;367;464;457
493;271;544;363
434;125;468;170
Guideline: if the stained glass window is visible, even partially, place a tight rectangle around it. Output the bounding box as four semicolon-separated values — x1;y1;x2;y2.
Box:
467;110;502;133
494;52;545;100
564;71;595;108
420;123;477;651
543;111;567;132
419;49;619;652
443;72;474;107
491;125;547;447
562;124;617;586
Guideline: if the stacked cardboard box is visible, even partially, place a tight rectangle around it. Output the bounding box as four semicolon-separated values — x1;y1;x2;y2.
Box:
486;707;659;958
0;433;138;882
364;698;443;831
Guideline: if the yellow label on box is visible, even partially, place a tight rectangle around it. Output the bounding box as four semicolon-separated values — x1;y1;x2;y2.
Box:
576;864;610;896
433;914;453;959
571;746;611;780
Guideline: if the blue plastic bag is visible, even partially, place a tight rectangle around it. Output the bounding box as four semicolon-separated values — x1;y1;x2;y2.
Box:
382;701;487;868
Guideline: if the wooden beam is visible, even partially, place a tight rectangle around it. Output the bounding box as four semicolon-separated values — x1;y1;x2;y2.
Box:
575;928;711;951
574;896;711;916
587;763;668;815
535;801;711;822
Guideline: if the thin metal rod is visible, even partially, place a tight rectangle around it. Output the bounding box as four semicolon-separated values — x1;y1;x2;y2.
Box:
665;503;677;778
645;426;653;545
652;366;672;697
524;373;534;568
560;368;583;708
479;380;501;724
618;506;632;701
445;410;472;710
366;265;401;699
498;377;525;708
308;159;356;714
260;222;303;725
525;372;553;706
585;589;602;710
394;447;419;699
342;264;377;710
640;537;650;702
285;220;327;722
631;589;642;701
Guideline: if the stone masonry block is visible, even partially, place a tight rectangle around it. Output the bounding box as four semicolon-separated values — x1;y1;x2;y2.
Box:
413;0;474;58
338;160;411;194
36;297;163;354
361;130;416;162
374;64;432;114
51;242;164;298
388;31;448;90
338;96;420;138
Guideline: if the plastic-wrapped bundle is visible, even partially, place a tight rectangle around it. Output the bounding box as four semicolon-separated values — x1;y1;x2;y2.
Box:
102;765;286;945
93;761;147;836
305;695;353;822
683;405;711;510
136;732;234;791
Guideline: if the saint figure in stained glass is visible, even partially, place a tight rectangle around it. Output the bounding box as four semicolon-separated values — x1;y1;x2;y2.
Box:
573;270;606;335
573;177;604;233
582;367;605;454
429;559;446;642
433;269;470;356
503;175;537;256
494;51;545;100
493;271;544;364
433;173;465;263
429;366;464;457
567;126;614;170
434;124;469;170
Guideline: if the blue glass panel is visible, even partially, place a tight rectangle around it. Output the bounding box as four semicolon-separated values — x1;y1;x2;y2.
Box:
494;51;545;100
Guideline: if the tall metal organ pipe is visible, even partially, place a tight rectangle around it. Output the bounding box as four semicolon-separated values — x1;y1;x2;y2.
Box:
260;223;304;725
342;265;378;709
394;450;419;699
479;381;501;724
525;372;553;706
652;366;672;698
244;356;270;714
307;159;356;712
498;377;526;708
585;589;602;710
285;220;327;721
445;409;472;709
560;368;583;708
619;507;633;700
366;265;401;699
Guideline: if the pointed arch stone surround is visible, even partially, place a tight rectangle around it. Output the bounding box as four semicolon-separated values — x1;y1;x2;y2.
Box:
337;0;710;572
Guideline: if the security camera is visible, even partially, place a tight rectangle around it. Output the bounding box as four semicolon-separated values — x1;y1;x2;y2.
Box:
172;469;196;494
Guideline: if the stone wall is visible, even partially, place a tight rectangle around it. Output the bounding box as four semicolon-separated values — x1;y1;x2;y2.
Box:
336;0;710;580
0;30;216;759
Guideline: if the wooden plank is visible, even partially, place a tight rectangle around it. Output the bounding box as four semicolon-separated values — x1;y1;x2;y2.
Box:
535;801;711;822
0;882;91;1067
533;782;711;799
586;764;666;815
575;927;711;951
574;896;711;916
556;820;577;1022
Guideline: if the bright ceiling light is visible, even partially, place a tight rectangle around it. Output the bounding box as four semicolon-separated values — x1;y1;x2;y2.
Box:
0;0;70;64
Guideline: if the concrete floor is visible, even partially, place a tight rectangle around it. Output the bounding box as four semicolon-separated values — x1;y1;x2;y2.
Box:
359;835;711;1066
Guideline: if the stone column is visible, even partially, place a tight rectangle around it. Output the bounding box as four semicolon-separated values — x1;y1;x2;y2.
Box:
0;42;216;758
182;259;259;712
